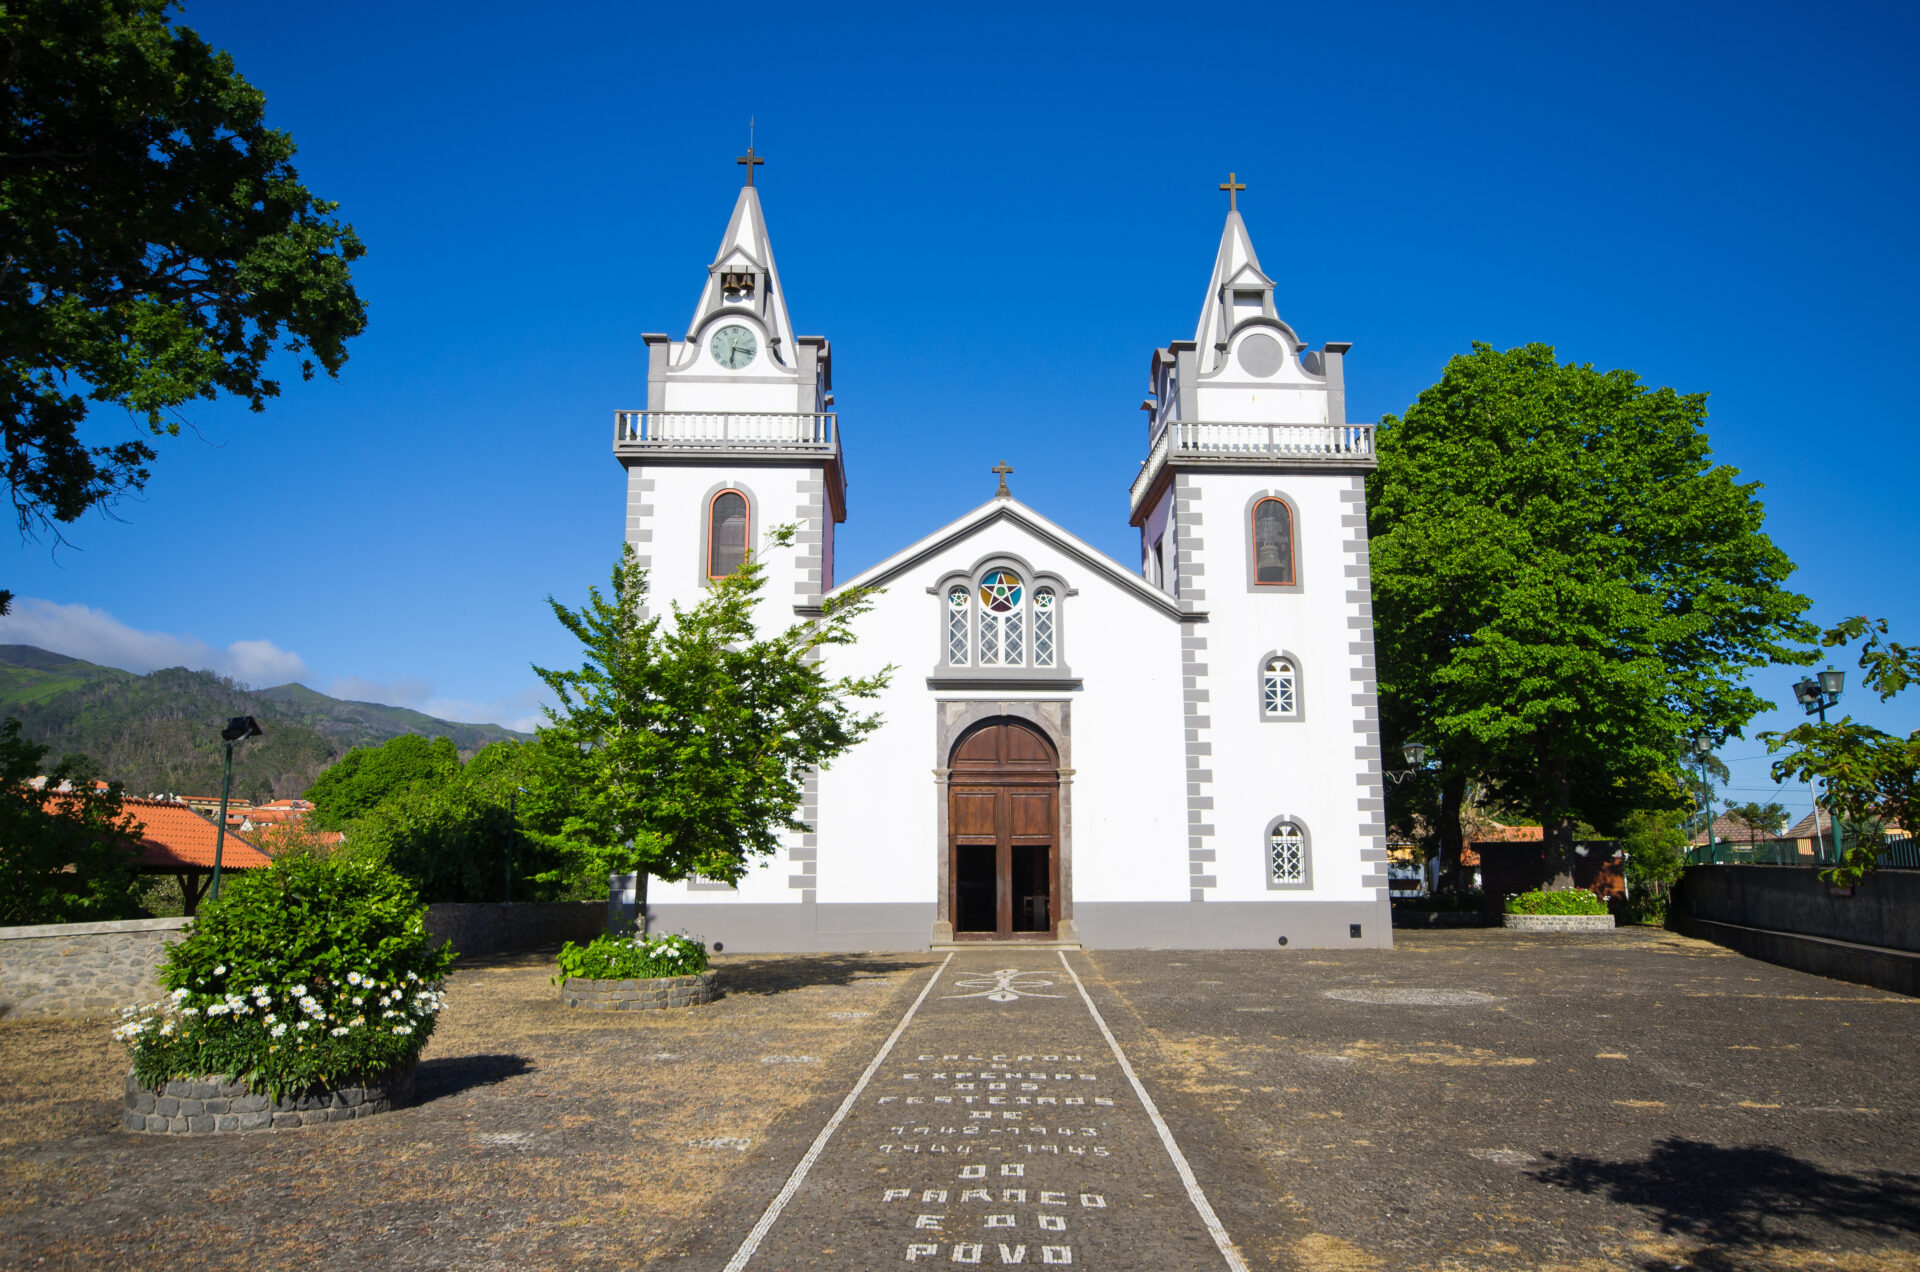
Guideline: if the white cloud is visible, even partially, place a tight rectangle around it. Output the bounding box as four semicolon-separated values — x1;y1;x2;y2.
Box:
0;598;309;686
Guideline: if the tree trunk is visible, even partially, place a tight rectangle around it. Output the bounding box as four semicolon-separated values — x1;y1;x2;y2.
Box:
1436;772;1467;892
634;868;650;936
1542;752;1576;889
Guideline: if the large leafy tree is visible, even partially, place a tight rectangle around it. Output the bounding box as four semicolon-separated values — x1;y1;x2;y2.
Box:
0;717;143;924
1369;343;1815;884
531;531;890;911
1763;617;1920;884
0;0;366;540
306;734;460;830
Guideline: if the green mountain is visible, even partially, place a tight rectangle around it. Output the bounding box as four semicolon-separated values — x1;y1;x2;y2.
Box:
0;646;530;801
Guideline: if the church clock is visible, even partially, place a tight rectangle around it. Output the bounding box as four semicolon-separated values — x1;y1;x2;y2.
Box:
710;324;757;369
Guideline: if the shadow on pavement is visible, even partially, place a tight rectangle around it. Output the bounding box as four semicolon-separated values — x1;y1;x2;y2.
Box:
716;954;934;996
1531;1137;1920;1259
413;1052;534;1103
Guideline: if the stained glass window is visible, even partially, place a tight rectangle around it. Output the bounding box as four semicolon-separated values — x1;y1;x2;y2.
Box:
1269;823;1306;884
979;610;1001;665
709;490;748;578
947;587;970;665
1253;498;1294;586
1004;610;1024;664
1034;589;1056;667
1263;657;1296;716
979;568;1023;612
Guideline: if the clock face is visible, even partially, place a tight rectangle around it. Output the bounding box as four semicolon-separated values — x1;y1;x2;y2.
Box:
710;325;757;370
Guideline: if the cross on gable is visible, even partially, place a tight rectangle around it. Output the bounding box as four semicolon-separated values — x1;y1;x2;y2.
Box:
1219;171;1246;212
992;461;1014;498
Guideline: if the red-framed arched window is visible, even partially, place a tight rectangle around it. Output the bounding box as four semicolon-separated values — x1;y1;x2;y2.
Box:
708;490;749;578
1252;497;1295;586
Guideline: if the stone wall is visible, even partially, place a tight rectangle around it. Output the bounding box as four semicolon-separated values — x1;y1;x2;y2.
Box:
423;902;606;958
560;971;717;1011
1501;913;1615;932
1678;865;1920;954
1675;865;1920;996
0;917;189;1018
122;1068;414;1134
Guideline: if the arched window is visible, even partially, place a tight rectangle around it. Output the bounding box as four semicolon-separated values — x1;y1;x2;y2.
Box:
942;569;1063;671
1262;657;1297;718
946;587;971;665
708;490;748;578
1252;497;1294;586
1268;820;1308;887
1033;589;1056;668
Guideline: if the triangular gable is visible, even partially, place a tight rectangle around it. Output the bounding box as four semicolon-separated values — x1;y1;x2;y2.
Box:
828;498;1197;619
684;185;798;355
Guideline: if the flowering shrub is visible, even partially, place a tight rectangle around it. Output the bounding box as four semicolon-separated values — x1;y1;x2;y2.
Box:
1504;887;1609;916
116;851;456;1097
554;932;708;983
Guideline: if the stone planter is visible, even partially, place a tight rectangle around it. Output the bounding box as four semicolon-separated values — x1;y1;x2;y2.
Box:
561;971;717;1011
1502;913;1616;932
121;1066;414;1134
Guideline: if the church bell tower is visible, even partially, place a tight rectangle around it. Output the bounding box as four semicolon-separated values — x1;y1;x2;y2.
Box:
615;149;844;621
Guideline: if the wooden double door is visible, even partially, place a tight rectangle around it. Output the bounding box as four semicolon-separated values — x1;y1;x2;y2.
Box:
948;719;1059;939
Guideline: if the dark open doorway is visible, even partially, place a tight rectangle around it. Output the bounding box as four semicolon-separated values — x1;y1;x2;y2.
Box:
947;717;1059;940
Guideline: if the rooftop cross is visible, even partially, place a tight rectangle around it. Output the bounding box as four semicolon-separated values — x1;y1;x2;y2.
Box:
992;461;1014;498
737;147;764;187
1218;171;1246;212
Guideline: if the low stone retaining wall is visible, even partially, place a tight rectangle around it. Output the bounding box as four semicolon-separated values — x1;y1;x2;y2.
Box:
561;971;717;1011
122;1066;415;1134
1502;913;1616;932
0;917;190;1019
425;902;606;958
1676;866;1920;995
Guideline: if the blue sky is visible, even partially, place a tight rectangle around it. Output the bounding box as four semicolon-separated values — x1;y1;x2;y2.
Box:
6;0;1915;816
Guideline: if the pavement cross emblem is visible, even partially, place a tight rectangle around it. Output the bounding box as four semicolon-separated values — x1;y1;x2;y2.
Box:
943;968;1063;1003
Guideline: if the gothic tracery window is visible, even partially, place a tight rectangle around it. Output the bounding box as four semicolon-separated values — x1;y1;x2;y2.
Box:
945;570;1060;670
1252;497;1295;586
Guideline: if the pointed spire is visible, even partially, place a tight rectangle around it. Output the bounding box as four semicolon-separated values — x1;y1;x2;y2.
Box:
1192;205;1276;359
685;179;797;359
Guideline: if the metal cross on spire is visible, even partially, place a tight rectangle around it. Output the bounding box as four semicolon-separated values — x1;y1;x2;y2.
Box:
992;461;1014;498
737;120;764;186
1218;171;1246;212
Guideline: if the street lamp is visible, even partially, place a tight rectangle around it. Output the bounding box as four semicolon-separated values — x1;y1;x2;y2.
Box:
1792;668;1846;864
1384;741;1430;786
211;715;264;903
1690;734;1718;858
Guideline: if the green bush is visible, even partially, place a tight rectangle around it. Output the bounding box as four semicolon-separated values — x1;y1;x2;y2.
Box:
554;932;708;983
1505;888;1609;916
115;852;456;1097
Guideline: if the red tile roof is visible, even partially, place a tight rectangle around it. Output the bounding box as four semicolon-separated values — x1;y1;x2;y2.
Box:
121;798;270;871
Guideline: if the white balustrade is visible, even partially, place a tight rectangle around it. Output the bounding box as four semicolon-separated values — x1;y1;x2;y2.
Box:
614;411;837;449
1131;421;1375;505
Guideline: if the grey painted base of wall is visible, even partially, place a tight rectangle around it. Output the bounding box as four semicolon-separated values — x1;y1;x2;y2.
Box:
1073;899;1393;949
641;898;1393;951
643;903;937;953
1675;914;1920;997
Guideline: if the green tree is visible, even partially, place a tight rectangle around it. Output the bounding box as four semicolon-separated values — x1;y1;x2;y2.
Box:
1763;617;1920;884
1368;343;1816;886
0;717;143;924
0;0;366;539
1723;799;1788;850
306;734;459;830
531;533;890;910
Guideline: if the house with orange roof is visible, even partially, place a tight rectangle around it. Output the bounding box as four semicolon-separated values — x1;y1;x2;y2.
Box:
119;797;270;915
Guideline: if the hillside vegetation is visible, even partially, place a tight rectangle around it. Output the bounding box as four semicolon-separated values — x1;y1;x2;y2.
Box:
0;646;528;801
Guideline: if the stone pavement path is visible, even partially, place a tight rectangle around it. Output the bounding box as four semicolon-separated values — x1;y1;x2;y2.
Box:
715;951;1243;1271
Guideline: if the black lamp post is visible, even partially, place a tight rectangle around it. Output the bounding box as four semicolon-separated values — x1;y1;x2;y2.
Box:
211;715;264;902
1792;668;1846;863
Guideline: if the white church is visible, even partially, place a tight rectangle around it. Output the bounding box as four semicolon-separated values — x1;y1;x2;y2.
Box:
612;159;1389;951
